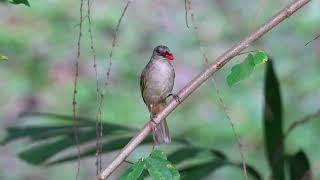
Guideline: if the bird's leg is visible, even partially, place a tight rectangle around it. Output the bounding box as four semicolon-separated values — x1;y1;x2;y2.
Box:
149;114;158;132
149;113;158;150
148;104;158;134
167;93;182;104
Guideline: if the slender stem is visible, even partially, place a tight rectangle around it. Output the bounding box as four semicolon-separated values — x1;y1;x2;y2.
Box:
284;109;320;139
95;3;132;170
86;0;103;175
187;0;248;179
98;0;311;179
305;33;320;46
237;50;259;56
95;0;132;174
73;0;84;179
184;0;189;28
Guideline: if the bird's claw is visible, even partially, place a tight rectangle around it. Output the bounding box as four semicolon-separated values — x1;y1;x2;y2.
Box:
168;93;181;104
149;118;157;132
173;94;182;104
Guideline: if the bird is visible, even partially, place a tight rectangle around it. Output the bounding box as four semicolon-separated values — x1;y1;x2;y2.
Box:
140;45;176;145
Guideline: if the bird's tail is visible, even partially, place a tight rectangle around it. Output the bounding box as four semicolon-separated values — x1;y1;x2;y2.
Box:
150;102;171;145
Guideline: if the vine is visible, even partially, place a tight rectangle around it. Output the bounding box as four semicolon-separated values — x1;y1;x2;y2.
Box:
72;0;85;179
185;0;248;179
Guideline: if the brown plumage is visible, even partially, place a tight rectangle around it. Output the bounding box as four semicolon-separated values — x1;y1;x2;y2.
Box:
140;45;175;144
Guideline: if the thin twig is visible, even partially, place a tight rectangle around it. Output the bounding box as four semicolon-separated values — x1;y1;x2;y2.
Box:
187;0;248;179
213;79;249;178
72;0;84;179
124;160;134;165
305;33;320;46
98;0;311;179
284;109;320;139
237;50;259;56
86;0;102;175
184;0;189;28
106;0;131;85
95;0;132;173
73;15;89;28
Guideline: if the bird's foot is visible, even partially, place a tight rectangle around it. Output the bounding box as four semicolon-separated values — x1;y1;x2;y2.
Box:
167;93;182;104
149;118;158;150
149;118;158;132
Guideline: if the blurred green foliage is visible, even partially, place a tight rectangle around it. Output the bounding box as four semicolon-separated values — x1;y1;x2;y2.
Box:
10;0;30;7
263;60;284;180
288;150;312;180
0;54;8;61
1;112;261;180
0;0;319;179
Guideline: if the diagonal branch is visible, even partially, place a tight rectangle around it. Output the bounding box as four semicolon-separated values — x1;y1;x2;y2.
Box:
98;0;311;179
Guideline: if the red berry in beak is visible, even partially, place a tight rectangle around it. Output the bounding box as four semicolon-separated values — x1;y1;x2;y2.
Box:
164;52;174;60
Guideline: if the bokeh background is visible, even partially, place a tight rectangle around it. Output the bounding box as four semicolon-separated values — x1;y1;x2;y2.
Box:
0;0;319;179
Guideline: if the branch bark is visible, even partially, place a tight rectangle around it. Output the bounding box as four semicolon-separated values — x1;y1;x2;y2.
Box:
98;0;311;179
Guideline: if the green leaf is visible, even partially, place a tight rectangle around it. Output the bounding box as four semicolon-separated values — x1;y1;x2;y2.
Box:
169;148;245;179
180;160;261;180
19;112;134;132
227;51;268;87
46;136;153;165
1;112;136;145
168;147;226;165
146;158;179;180
9;0;30;6
148;150;179;180
263;60;285;180
253;51;268;65
168;147;260;180
150;150;168;160
180;160;226;180
0;55;8;61
2;112;145;165
146;150;180;180
168;148;202;165
288;150;312;180
1;125;79;145
19;133;148;166
227;54;255;86
19;137;74;165
121;159;146;180
121;150;180;180
167;163;180;180
18;130;97;165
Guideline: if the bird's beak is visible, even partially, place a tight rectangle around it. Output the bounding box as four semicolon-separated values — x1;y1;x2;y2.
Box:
164;52;174;60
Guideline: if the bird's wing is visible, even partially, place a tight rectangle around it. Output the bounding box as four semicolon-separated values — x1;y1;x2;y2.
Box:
140;66;147;104
172;64;175;88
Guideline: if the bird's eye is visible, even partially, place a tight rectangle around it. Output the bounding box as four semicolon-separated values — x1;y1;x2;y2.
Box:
155;48;161;54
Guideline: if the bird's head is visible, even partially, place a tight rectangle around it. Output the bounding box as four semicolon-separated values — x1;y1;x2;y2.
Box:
153;45;174;61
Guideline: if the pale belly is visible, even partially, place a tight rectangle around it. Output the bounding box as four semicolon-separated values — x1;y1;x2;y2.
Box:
142;60;174;104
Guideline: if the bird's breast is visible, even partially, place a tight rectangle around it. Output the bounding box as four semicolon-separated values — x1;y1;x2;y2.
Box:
142;60;174;104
